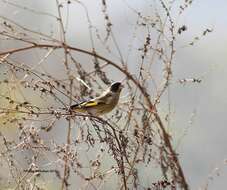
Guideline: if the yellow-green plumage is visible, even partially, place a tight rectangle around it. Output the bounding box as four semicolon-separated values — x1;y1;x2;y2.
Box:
70;82;123;116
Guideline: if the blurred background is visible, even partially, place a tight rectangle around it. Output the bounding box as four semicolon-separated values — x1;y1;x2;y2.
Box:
0;0;227;189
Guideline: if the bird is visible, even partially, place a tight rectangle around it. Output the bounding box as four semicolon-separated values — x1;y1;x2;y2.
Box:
70;82;123;116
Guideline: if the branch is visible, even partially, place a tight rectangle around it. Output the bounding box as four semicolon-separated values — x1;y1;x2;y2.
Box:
0;42;188;189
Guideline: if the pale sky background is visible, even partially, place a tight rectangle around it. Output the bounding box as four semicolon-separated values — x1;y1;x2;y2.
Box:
1;0;227;189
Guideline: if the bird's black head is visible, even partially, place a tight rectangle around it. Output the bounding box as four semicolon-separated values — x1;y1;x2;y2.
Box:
110;82;123;92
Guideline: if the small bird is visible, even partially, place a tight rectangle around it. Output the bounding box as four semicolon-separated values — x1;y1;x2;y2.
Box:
70;82;123;116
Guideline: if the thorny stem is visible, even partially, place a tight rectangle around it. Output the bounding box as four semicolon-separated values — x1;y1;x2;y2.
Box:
55;1;72;188
111;126;128;190
61;79;73;190
91;116;128;190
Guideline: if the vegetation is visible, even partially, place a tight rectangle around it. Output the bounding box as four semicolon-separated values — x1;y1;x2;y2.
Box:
0;0;214;189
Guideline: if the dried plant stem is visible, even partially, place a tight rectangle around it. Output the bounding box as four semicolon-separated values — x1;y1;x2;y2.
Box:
0;41;188;189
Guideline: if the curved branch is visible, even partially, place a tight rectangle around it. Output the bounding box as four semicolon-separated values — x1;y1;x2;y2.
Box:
0;43;188;189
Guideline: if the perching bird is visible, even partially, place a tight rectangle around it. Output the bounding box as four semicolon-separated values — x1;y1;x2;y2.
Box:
70;82;123;116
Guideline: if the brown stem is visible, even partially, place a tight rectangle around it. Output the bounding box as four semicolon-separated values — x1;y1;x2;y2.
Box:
0;43;188;189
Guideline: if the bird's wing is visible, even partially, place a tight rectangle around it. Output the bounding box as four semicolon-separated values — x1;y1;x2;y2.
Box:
80;100;105;107
70;99;105;109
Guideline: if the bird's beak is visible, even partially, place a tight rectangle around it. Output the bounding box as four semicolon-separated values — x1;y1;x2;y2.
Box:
120;84;124;89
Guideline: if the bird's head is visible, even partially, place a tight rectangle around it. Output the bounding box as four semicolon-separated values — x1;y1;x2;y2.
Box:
110;82;124;93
